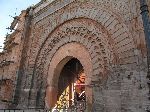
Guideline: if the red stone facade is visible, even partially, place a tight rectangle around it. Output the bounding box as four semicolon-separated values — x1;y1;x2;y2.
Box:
0;0;149;111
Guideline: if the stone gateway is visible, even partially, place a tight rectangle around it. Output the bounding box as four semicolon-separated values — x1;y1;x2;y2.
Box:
0;0;150;111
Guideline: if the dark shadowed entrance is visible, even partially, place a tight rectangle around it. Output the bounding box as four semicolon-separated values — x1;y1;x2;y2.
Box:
45;43;93;111
53;58;86;111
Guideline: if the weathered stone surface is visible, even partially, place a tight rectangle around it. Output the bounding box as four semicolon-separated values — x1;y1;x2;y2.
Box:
0;0;149;111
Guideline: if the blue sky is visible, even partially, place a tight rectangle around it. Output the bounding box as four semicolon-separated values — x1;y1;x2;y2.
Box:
0;0;41;50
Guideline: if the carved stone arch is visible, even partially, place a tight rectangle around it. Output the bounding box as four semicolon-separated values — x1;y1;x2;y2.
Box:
25;1;145;111
29;18;116;108
29;5;137;109
32;2;137;70
45;43;93;109
33;1;136;59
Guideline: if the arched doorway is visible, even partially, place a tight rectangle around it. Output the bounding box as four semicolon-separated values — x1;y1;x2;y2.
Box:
28;6;144;111
45;43;93;111
54;58;86;111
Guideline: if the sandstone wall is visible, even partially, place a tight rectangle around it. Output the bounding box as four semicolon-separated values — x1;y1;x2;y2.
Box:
0;11;27;108
23;0;148;111
0;0;149;111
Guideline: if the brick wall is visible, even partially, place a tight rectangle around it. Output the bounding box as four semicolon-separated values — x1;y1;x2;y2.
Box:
0;11;27;108
0;0;149;111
